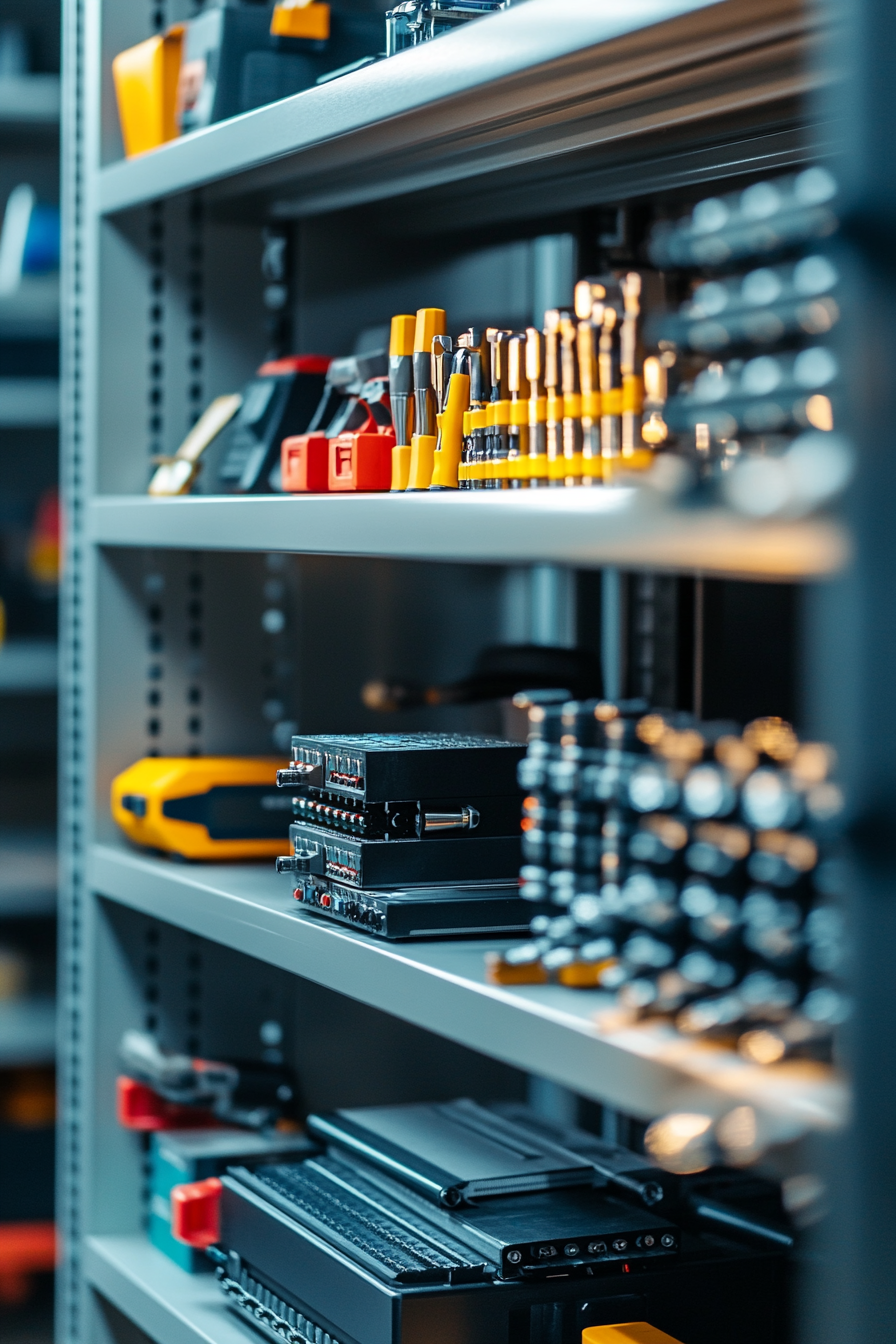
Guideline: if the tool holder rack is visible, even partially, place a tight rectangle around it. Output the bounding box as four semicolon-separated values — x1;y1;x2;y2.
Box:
59;0;889;1341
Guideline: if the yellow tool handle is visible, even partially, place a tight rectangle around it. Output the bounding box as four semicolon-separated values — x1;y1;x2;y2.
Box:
430;372;470;489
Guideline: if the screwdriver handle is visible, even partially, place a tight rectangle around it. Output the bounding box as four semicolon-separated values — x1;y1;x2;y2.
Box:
430;372;471;489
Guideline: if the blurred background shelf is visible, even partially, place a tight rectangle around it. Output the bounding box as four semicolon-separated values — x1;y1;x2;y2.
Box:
0;379;58;427
0;640;57;695
0;998;56;1066
0;75;59;126
0;832;56;918
0;276;59;340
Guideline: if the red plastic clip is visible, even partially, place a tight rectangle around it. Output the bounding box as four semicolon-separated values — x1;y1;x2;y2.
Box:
281;432;330;492
328;430;394;491
116;1076;215;1131
171;1176;222;1248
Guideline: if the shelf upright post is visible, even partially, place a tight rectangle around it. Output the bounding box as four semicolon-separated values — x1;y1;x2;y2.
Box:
803;0;896;1338
58;0;104;1340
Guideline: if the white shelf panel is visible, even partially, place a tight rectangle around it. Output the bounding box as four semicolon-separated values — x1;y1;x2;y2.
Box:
88;492;848;581
0;639;58;693
90;843;847;1133
97;0;816;218
0;75;60;125
86;1235;252;1344
0;378;59;426
0;996;56;1064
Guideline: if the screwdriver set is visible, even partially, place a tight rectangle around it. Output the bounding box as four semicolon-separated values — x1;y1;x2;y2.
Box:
486;695;848;1066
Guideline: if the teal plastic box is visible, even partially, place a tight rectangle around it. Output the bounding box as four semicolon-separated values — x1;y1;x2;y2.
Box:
149;1127;313;1271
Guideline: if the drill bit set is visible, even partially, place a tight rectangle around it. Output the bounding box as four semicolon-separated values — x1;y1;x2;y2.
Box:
487;697;849;1066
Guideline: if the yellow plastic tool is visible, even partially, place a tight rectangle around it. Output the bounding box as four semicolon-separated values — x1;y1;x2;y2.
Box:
582;1324;685;1344
111;757;290;861
112;27;184;158
270;1;331;40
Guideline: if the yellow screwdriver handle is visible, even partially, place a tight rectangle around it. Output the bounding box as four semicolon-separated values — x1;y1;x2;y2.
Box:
430;372;470;489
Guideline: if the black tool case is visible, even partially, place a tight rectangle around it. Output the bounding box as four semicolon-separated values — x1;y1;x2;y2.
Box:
217;1167;786;1344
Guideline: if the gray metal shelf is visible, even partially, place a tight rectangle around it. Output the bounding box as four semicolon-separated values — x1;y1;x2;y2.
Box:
90;842;847;1134
97;0;820;220
89;493;848;581
86;1235;252;1344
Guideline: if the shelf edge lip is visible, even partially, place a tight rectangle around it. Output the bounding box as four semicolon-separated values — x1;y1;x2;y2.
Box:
87;842;850;1131
94;0;811;215
86;494;851;581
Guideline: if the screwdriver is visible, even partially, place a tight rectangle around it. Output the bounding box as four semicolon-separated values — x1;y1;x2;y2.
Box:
543;309;563;487
406;307;447;490
525;327;547;488
599;303;622;476
620;272;648;465
559;311;582;486
486;329;511;489
430;345;471;490
388;313;416;492
460;331;489;489
575;279;605;486
507;332;530;488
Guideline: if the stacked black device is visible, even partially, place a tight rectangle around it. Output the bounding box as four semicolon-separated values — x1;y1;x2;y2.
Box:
209;1099;790;1344
275;733;535;939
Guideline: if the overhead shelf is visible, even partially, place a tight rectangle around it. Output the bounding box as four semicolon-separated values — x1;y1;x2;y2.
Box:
97;0;824;223
0;639;58;694
88;492;848;581
0;996;56;1064
0;378;59;427
89;842;847;1134
86;1235;255;1344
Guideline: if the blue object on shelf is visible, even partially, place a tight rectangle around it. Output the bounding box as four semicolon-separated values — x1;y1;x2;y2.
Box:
0;186;60;295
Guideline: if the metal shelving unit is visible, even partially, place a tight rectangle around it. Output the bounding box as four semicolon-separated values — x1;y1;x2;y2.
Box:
60;0;878;1341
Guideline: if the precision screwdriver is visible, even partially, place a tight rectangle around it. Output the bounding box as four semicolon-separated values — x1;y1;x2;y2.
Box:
559;311;582;486
405;306;447;490
486;328;511;488
575;279;605;485
525;327;547;488
599;302;622;475
459;330;489;489
620;271;650;466
543;309;563;486
507;332;529;488
388;313;416;492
